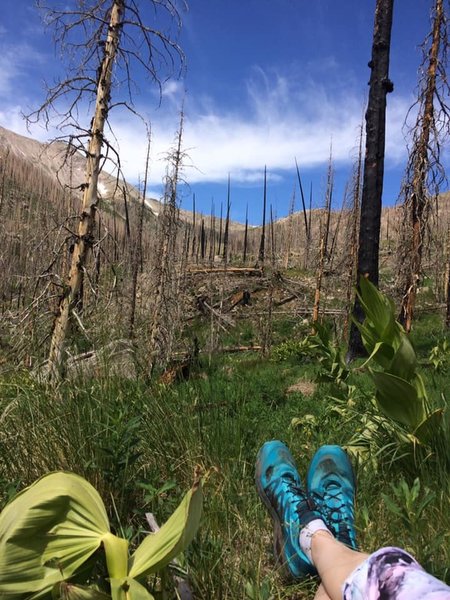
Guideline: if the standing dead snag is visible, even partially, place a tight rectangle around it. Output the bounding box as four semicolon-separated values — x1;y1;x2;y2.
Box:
312;149;333;324
348;0;394;358
397;0;449;332
258;166;267;266
148;112;185;375
27;0;185;378
46;0;125;379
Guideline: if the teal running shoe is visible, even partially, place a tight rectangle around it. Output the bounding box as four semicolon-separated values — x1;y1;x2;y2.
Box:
256;441;321;579
306;445;357;550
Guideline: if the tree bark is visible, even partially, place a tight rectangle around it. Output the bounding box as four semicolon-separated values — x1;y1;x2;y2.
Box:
348;0;394;358
258;166;267;265
48;0;124;378
398;0;444;332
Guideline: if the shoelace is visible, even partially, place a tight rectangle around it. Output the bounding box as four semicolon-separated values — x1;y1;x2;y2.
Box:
310;487;355;547
268;475;311;515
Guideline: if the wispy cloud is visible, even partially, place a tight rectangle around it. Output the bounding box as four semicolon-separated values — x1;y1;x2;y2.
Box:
0;57;413;190
0;42;46;98
108;68;413;186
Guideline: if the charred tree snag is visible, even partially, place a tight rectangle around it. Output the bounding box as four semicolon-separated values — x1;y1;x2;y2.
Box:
348;0;394;359
397;0;448;332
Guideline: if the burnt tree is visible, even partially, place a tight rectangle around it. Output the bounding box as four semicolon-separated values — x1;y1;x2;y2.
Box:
348;0;394;358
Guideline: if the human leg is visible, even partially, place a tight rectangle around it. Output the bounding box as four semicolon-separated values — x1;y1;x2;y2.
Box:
311;531;368;600
313;583;332;600
256;440;450;600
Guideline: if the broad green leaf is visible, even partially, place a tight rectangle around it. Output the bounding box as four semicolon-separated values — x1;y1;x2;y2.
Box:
0;473;110;595
58;583;111;600
388;335;417;380
359;341;391;369
411;373;429;403
102;534;128;579
109;578;155;600
371;371;426;429
414;409;444;445
354;320;394;368
128;477;202;579
358;277;396;339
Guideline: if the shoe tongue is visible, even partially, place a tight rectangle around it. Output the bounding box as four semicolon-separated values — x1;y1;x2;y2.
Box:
324;478;340;491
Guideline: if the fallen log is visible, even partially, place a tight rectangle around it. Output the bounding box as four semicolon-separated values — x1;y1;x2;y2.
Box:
188;267;262;276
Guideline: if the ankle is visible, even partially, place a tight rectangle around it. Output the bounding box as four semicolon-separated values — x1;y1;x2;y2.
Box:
299;519;332;564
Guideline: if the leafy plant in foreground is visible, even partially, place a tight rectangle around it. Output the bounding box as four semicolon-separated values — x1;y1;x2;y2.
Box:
0;471;203;600
354;277;444;449
311;321;350;388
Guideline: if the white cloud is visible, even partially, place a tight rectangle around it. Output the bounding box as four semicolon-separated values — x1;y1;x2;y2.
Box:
0;63;413;190
107;70;413;187
0;42;46;98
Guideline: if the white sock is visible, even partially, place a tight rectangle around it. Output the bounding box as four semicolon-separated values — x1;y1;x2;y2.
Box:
299;518;331;563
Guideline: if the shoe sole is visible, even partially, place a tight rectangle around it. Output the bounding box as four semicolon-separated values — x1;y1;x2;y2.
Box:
255;449;300;580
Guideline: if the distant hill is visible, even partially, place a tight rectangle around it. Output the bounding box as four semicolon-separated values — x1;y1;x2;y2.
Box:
0;125;247;230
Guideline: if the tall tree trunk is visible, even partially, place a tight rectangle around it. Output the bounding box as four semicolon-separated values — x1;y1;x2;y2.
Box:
270;204;276;267
313;160;333;323
191;193;197;262
222;175;231;265
148;112;184;375
217;201;223;257
129;131;151;338
344;123;363;340
295;158;310;269
200;218;206;261
348;0;394;358
284;184;296;269
398;0;445;331
243;203;249;264
47;0;124;378
258;166;267;265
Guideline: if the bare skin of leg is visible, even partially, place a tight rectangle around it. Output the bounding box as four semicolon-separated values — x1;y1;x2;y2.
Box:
313;583;332;600
311;531;370;600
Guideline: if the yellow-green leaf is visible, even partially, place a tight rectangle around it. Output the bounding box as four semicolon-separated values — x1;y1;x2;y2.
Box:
0;472;110;596
59;582;111;600
109;578;154;600
128;478;202;579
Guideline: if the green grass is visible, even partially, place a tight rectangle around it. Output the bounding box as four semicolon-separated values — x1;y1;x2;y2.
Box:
0;313;449;598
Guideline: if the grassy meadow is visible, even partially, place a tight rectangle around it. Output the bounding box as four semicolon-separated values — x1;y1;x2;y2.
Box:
0;309;449;599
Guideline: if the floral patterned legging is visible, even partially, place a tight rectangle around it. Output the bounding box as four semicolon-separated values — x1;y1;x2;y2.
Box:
343;547;450;600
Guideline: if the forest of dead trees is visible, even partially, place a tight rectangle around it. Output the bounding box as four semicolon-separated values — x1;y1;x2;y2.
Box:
0;0;449;378
1;136;450;377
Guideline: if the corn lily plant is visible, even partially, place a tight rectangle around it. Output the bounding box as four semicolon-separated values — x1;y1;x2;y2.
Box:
0;471;203;600
354;276;444;447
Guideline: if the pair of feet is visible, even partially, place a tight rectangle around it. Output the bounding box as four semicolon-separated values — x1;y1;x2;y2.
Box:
256;441;357;579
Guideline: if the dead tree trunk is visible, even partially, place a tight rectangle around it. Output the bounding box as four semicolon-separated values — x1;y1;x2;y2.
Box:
348;0;394;358
284;184;296;269
295;158;310;269
129;130;151;338
222;175;231;265
344;123;363;340
444;222;450;328
398;0;447;331
48;0;125;378
243;203;249;264
148;113;184;375
258;166;267;266
313;158;333;323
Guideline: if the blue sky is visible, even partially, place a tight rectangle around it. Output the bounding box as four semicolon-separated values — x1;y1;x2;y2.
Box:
0;0;446;224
